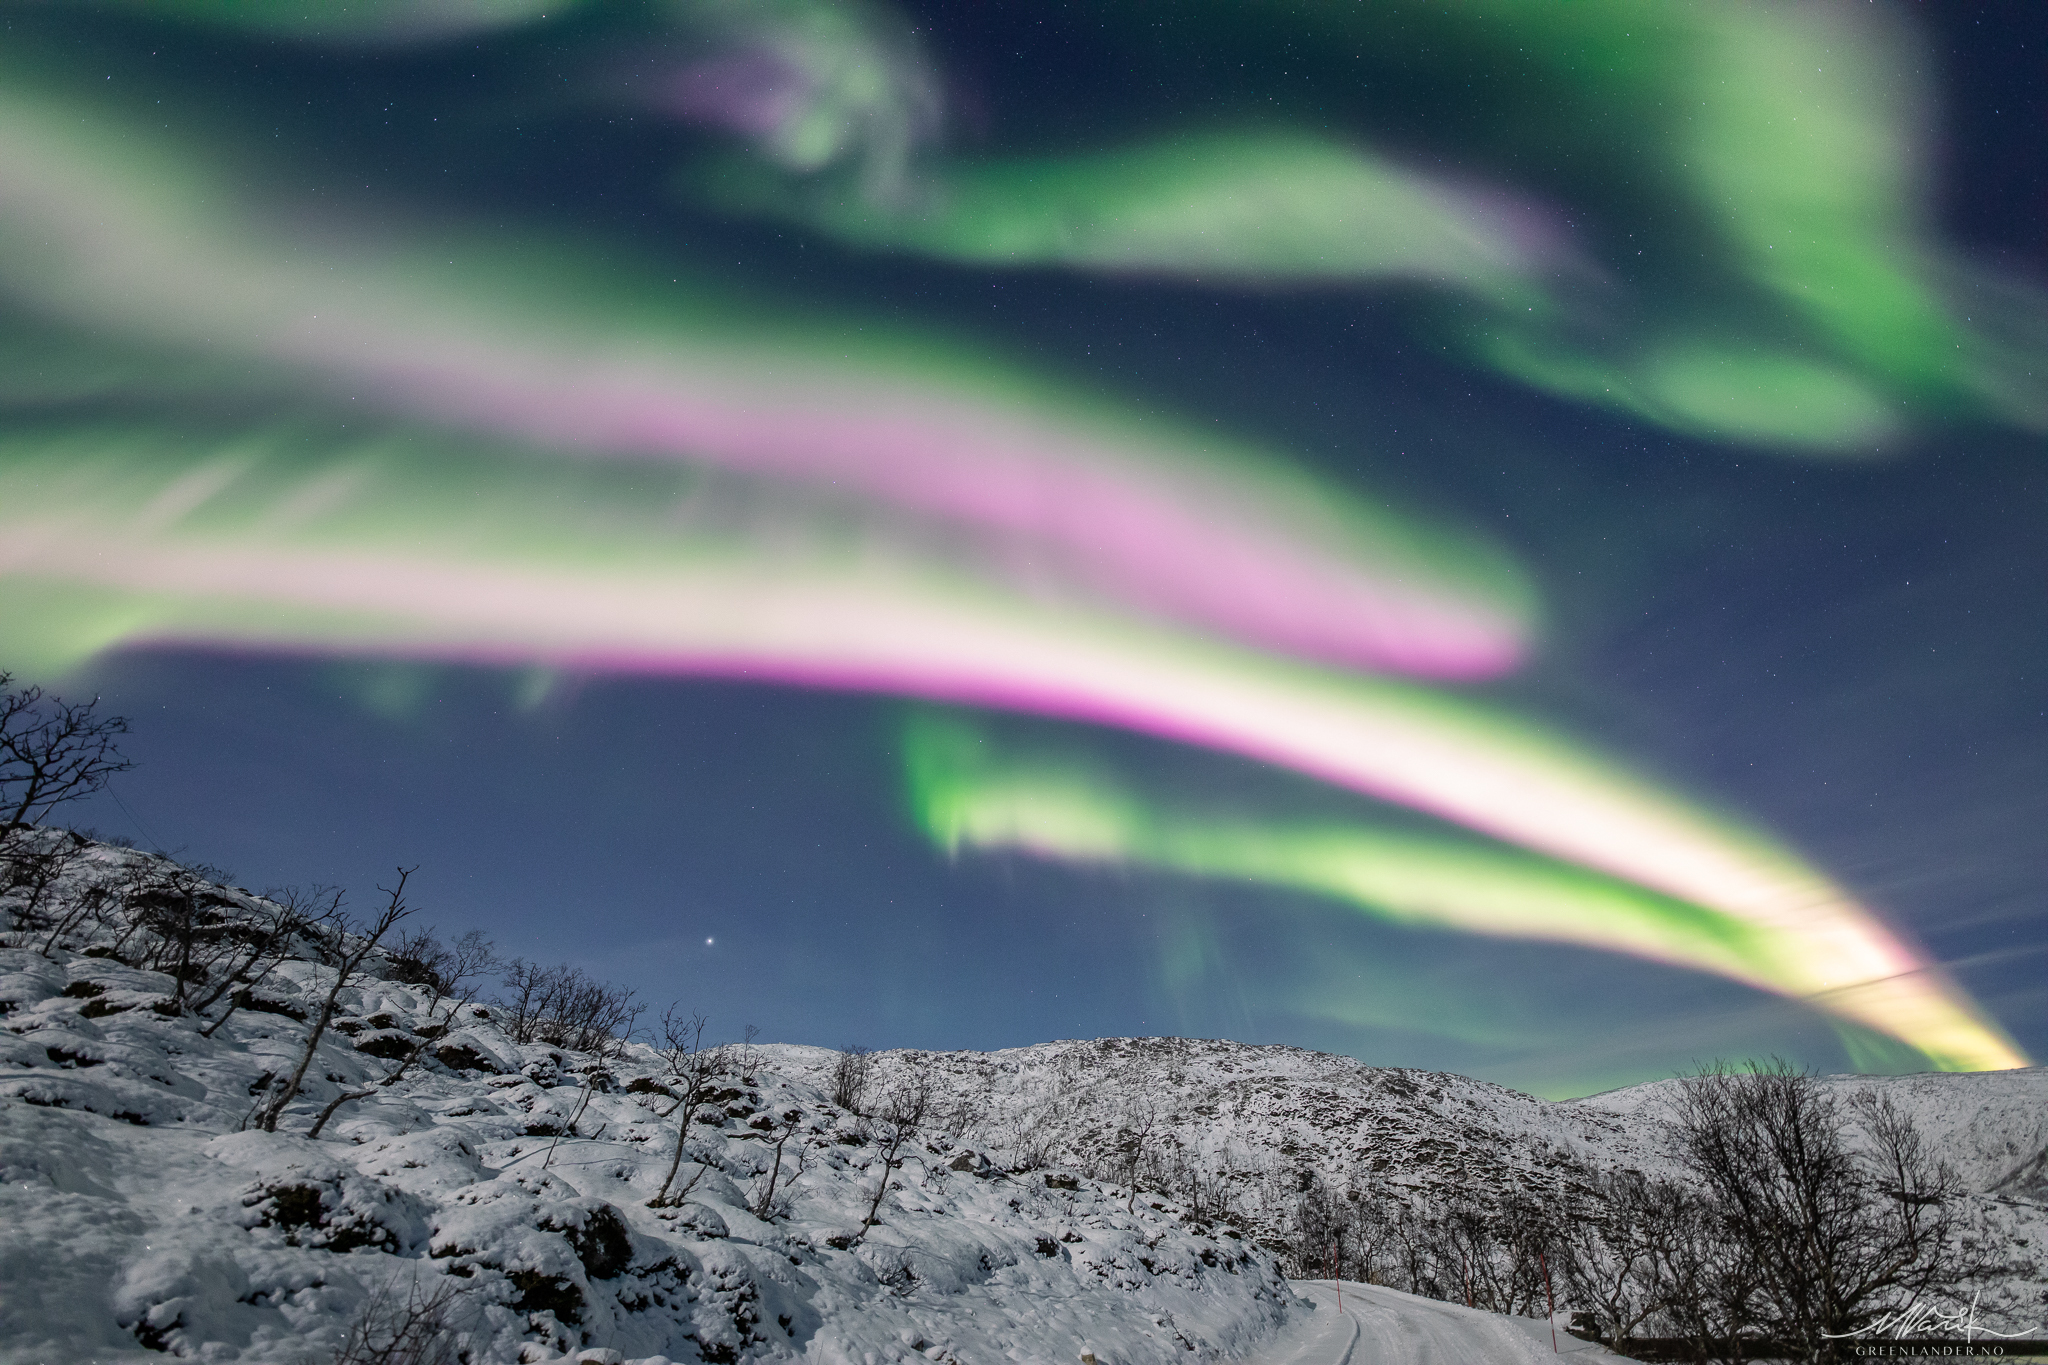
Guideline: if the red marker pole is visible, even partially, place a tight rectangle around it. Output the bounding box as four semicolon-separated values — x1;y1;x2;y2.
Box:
1540;1250;1557;1353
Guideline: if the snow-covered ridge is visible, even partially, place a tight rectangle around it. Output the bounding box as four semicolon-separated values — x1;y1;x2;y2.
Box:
906;1034;2048;1220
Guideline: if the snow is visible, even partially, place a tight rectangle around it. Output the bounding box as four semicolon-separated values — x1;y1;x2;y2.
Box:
3;838;2043;1361
1252;1283;1629;1365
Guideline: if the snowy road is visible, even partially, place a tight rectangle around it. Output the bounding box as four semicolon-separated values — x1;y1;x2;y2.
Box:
1250;1281;1629;1365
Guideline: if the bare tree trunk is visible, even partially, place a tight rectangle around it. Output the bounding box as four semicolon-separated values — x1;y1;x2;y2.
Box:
542;1083;597;1170
862;1061;934;1229
1119;1099;1157;1215
259;868;416;1134
750;1126;792;1221
650;1012;720;1207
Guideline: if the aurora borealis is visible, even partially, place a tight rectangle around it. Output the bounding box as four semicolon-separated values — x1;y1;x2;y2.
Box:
2;0;2041;1095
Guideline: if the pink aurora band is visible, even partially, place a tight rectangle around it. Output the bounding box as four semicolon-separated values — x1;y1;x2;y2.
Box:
0;81;1527;683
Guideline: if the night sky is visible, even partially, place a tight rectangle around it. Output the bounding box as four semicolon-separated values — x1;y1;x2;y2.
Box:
4;0;2043;1097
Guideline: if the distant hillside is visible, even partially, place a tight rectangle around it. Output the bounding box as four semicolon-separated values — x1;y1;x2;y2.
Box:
892;1035;2048;1328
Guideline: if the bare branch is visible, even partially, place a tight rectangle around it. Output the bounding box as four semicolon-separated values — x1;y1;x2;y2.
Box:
0;673;133;829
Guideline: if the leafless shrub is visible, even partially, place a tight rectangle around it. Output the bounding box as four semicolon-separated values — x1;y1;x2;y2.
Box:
387;927;495;1008
862;1056;936;1229
192;886;333;1034
497;958;641;1059
331;1272;475;1365
255;868;418;1134
830;1044;873;1113
17;846;307;1022
123;861;247;1010
2;826;94;947
735;1023;761;1080
367;928;498;1094
649;1008;724;1208
989;1102;1065;1174
1167;1150;1245;1229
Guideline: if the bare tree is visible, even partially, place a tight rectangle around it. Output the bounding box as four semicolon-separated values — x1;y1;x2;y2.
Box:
1558;1170;1683;1348
258;868;417;1134
496;958;641;1058
830;1044;874;1113
649;1008;724;1208
198;885;341;1037
1669;1061;1975;1364
1115;1098;1159;1215
187;888;322;1022
387;928;496;1016
122;861;242;1012
1285;1171;1349;1279
862;1058;936;1230
0;672;133;829
736;1023;762;1080
332;1272;475;1365
371;928;498;1089
1384;1201;1441;1298
1;827;98;950
749;1117;799;1221
539;1082;599;1169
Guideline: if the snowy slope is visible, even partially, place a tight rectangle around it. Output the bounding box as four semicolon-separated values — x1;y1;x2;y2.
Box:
1575;1067;2048;1200
896;1033;2048;1223
0;842;1302;1364
4;838;2044;1361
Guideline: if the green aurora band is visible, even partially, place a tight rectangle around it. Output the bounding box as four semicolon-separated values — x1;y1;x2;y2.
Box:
698;129;1558;302
21;0;2044;449
900;715;2019;1074
695;0;2047;453
51;0;577;41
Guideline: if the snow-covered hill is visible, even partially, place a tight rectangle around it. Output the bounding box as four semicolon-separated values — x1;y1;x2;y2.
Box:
0;838;1303;1363
3;835;2043;1361
882;1034;2047;1326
